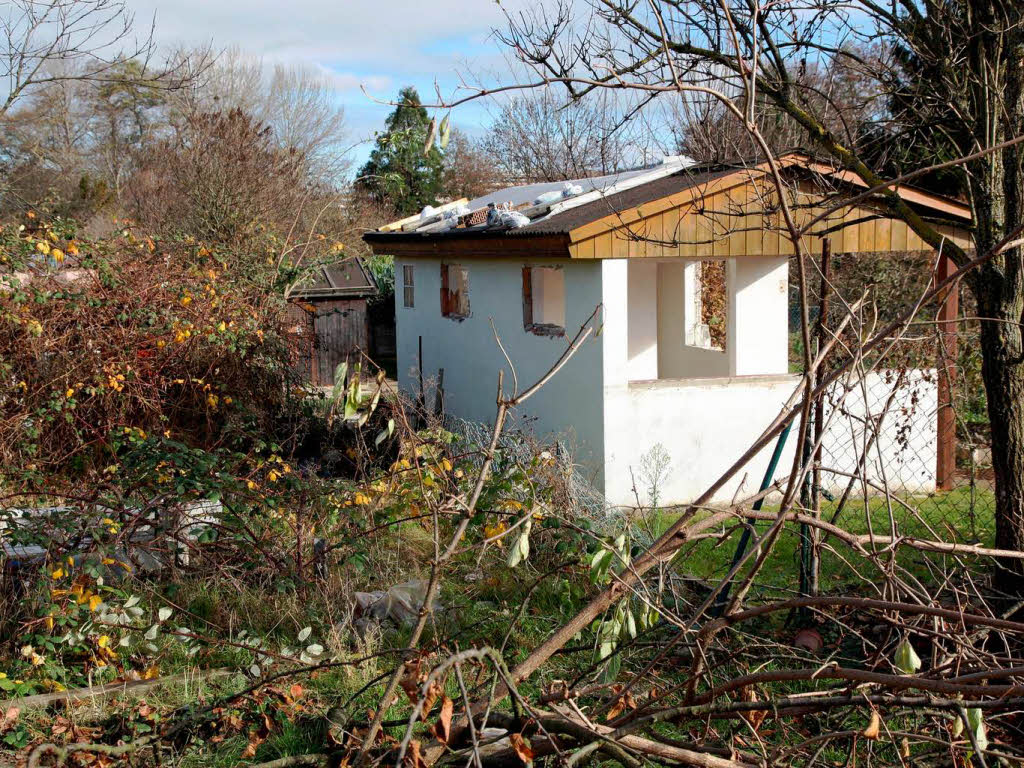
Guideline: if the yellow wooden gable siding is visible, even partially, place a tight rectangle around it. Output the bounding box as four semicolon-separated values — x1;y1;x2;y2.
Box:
567;178;972;259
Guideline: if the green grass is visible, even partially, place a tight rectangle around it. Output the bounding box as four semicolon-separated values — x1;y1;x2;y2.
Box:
645;486;996;593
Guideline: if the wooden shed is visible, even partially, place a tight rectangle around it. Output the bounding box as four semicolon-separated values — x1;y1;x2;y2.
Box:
287;258;379;387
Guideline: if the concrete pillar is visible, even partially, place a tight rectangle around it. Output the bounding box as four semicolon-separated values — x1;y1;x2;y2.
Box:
627;260;659;381
601;260;629;388
602;259;632;504
728;254;789;376
657;262;685;376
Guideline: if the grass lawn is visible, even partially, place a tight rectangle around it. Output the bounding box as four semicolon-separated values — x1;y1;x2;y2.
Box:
644;485;996;594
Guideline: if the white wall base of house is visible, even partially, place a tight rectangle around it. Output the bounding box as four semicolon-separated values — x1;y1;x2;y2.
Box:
603;369;937;509
605;374;800;507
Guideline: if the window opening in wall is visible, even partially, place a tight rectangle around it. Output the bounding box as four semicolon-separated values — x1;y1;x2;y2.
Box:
684;259;727;351
441;263;470;319
522;266;566;336
402;264;415;308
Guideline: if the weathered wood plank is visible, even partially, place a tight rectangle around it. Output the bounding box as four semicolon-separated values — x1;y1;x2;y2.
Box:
663;205;681;257
577;236;596;260
593;232;614;259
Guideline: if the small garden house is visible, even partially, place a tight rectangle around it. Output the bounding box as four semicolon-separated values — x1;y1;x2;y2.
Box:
364;153;971;508
286;258;379;388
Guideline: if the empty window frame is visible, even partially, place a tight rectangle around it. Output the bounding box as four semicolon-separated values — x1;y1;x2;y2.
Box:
522;266;566;336
440;263;470;319
683;259;727;351
402;264;415;308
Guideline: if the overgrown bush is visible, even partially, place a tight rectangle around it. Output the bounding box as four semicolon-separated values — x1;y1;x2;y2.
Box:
0;214;299;488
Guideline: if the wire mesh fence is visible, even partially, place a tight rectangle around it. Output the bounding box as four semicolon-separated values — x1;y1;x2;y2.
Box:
814;344;995;549
785;251;995;549
659;327;996;597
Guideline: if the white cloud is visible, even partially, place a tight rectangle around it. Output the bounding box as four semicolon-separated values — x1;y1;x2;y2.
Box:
128;0;525;94
309;66;391;95
124;0;541;167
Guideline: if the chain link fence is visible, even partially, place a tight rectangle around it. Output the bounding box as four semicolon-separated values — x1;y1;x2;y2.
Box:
791;251;995;552
662;318;998;595
813;341;995;549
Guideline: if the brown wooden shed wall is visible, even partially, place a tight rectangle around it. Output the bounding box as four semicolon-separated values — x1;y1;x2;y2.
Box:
568;177;972;259
311;298;369;386
286;298;370;387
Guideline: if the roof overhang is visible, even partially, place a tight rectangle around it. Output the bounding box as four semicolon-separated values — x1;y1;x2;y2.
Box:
288;287;377;299
363;231;572;259
566;153;970;244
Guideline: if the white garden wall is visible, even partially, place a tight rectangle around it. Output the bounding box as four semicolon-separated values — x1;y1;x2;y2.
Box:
604;369;938;508
819;368;938;497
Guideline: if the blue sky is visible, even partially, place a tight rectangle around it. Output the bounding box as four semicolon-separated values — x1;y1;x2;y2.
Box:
126;0;533;168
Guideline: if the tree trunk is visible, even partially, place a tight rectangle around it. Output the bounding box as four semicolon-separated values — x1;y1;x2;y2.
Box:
964;1;1024;595
977;281;1024;595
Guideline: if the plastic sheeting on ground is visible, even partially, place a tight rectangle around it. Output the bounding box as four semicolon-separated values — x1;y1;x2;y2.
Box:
353;579;440;633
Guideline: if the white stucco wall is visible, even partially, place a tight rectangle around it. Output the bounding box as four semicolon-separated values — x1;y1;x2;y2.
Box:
605;370;938;508
394;253;934;512
394;256;607;480
606;374;802;507
729;255;790;376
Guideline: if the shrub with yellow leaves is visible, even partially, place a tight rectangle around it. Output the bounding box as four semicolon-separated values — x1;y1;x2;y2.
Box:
0;214;305;483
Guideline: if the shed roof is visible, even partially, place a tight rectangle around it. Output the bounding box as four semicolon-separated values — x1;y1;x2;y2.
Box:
289;257;378;299
513;167;739;236
363;152;971;258
461;157;695;212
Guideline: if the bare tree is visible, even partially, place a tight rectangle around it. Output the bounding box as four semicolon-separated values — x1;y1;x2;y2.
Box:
442;127;502;199
263;63;350;179
0;0;172;118
127;108;308;248
175;46;263;117
173;49;350;182
667;52;884;163
0;70;92;177
0;1;211;217
0;57;180;217
482;89;656;182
